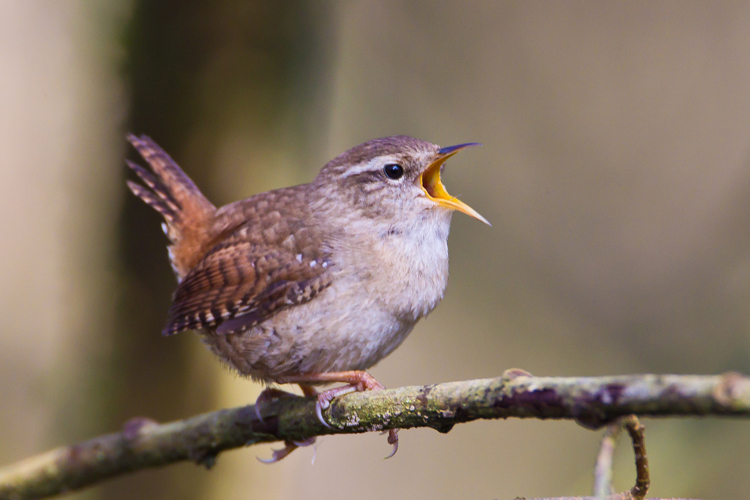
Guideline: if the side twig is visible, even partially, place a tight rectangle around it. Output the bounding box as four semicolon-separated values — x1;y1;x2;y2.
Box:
623;416;649;500
517;415;687;500
593;421;623;498
1;371;749;500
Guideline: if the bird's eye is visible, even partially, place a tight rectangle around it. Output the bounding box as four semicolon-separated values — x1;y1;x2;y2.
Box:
384;163;404;180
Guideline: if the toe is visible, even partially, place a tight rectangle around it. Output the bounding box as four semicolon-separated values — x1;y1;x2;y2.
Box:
257;441;298;464
254;387;298;423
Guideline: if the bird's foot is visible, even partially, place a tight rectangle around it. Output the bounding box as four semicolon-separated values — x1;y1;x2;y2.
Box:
257;436;316;464
255;386;317;463
254;386;300;423
284;371;399;458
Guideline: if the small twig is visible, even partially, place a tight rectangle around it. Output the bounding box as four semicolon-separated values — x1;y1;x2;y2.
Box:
623;416;649;500
593;422;623;498
516;415;697;500
591;416;649;500
2;372;749;499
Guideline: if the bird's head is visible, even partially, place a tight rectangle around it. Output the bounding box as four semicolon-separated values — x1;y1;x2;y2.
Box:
315;135;489;228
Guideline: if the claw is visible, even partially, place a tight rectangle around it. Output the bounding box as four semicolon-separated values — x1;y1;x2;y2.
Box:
383;429;399;459
315;400;332;429
314;384;357;429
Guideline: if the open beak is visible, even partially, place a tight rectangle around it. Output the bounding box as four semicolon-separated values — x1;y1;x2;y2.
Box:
419;143;491;226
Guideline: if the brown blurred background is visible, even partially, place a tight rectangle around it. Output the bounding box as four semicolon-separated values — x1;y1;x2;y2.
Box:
2;1;750;499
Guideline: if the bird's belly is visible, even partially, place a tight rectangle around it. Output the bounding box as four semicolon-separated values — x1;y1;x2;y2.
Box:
275;281;419;375
202;279;419;382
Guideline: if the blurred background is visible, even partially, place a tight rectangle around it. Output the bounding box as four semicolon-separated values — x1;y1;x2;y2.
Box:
2;1;750;499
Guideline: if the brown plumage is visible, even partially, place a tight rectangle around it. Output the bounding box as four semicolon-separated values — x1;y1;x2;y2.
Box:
126;133;487;460
128;135;331;338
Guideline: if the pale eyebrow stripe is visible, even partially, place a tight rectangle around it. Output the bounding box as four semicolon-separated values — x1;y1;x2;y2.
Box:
339;156;401;179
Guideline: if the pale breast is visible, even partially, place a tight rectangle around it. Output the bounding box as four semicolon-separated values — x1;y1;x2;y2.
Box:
201;206;454;382
363;209;453;319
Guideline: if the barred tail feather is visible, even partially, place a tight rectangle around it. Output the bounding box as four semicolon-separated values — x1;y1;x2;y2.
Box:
126;134;217;281
126;180;178;224
126;160;181;218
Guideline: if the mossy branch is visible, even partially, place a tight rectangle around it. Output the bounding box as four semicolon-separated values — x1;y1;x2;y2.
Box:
1;371;749;500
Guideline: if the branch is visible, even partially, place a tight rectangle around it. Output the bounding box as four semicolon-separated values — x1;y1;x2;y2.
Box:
1;371;749;499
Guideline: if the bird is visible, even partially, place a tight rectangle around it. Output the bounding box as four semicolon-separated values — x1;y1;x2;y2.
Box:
125;133;489;461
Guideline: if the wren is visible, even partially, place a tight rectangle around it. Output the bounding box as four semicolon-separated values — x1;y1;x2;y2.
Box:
126;134;488;461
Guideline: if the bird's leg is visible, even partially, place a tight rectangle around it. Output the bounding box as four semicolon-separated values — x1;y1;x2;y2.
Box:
284;370;385;421
298;383;319;398
283;371;399;458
